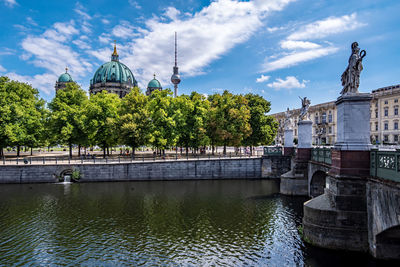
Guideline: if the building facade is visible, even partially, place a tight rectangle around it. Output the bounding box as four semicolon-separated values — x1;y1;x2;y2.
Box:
272;84;400;145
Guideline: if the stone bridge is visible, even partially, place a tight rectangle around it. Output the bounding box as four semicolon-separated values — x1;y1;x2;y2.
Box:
267;145;400;260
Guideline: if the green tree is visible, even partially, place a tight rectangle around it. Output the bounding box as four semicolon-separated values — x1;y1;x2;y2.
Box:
171;94;193;155
243;93;278;154
118;87;151;157
188;92;210;152
85;91;121;157
147;89;177;154
208;91;251;155
0;77;46;157
48;83;88;157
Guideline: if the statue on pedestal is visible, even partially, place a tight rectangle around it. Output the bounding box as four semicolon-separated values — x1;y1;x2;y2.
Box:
299;96;310;121
340;42;366;95
284;107;292;130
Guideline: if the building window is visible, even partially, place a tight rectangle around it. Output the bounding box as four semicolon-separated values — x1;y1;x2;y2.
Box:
375;102;378;107
384;108;388;117
329;126;332;134
384;100;388;105
395;121;399;130
315;114;319;124
322;112;327;123
395;106;398;116
395;135;399;142
384;135;389;142
375;109;378;118
384;122;389;130
328;112;333;123
395;99;398;103
375;122;378;131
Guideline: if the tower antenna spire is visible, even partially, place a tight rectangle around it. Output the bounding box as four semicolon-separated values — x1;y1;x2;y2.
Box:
171;32;181;98
174;32;177;67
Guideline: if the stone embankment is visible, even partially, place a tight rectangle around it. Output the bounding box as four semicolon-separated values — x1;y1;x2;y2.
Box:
0;156;291;183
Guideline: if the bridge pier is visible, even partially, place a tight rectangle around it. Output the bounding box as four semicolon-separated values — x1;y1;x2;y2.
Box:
280;120;312;196
303;93;372;252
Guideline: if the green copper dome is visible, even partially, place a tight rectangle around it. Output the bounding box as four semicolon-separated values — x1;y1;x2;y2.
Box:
90;61;137;86
58;72;73;82
148;77;162;89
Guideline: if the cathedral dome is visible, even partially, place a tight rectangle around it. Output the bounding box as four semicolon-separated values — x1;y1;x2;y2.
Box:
146;74;162;96
147;76;162;89
55;67;74;92
90;61;137;86
58;72;73;82
89;42;137;98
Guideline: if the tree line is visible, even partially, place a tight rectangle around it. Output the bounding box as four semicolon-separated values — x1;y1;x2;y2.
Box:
0;76;278;158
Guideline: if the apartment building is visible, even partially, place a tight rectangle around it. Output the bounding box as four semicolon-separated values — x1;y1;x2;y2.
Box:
272;84;400;145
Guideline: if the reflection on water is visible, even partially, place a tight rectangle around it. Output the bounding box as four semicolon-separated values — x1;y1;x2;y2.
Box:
0;180;395;266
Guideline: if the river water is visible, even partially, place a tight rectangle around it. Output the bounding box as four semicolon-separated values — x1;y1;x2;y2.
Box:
0;180;395;266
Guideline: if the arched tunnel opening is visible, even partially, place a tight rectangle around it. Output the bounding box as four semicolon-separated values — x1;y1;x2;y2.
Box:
374;225;400;260
310;170;327;198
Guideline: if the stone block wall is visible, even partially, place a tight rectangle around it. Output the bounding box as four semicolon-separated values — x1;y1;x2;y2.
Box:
0;158;265;184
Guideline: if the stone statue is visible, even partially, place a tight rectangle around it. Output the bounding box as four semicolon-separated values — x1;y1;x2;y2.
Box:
284;107;292;130
299;96;310;121
340;42;366;95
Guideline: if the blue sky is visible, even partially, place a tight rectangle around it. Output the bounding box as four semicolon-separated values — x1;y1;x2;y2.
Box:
0;0;399;113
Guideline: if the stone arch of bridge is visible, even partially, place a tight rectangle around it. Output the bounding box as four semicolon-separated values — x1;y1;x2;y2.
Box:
308;162;330;197
310;170;327;198
374;225;400;259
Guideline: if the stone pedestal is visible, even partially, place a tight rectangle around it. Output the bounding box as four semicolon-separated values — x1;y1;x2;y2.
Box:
284;129;294;156
303;93;372;252
280;120;312;196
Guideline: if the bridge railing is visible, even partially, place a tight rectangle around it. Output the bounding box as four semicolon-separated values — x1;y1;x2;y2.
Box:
263;146;283;156
311;147;332;165
370;149;400;182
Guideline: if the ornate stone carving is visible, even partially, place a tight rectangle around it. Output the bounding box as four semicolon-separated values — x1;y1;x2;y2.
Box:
340;42;366;95
299;96;311;121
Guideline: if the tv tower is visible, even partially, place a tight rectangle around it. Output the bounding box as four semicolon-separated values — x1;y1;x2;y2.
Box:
171;32;181;98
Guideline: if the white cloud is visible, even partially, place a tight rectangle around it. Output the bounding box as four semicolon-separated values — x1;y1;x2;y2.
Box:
4;0;17;8
112;22;139;39
267;26;285;33
72;39;91;50
74;3;92;20
101;19;110;24
6;72;58;95
128;0;141;9
53;21;79;36
262;46;338;72
287;13;366;40
26;17;38;26
280;40;320;50
16;20;92;94
0;64;6;72
267;76;307;90
262;13;365;72
164;7;181;20
98;33;111;44
256;74;270;83
120;0;295;88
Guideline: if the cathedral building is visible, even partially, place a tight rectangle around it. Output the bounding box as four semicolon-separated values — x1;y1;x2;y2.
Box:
89;43;137;98
55;36;180;98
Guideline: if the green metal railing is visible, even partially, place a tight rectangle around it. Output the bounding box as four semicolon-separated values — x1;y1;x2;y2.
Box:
311;147;332;165
263;146;283;156
370;149;400;182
